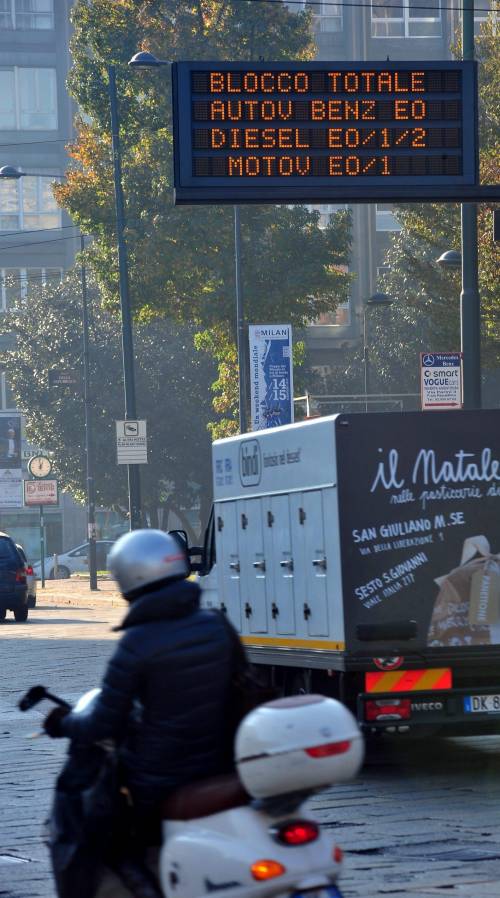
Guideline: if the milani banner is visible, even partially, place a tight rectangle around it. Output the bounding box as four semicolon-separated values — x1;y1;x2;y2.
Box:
249;324;294;431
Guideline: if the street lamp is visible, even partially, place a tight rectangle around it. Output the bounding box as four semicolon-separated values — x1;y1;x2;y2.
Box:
362;292;393;412
127;53;249;434
0;165;98;587
436;250;461;270
106;64;142;530
103;53;169;526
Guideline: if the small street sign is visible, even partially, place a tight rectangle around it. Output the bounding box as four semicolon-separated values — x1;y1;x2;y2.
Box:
0;471;23;508
420;352;463;410
24;479;59;506
116;420;148;465
49;368;82;388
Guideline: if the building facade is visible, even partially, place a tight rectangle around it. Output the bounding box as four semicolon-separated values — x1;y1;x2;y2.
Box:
0;0;86;559
302;0;491;366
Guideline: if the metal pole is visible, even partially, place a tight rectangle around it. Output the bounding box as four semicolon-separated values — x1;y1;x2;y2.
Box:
461;0;481;409
363;309;369;412
234;206;248;432
40;505;45;588
108;64;142;528
80;235;97;589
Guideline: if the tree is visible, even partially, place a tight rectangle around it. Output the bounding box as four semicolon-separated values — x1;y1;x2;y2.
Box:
1;269;216;539
54;0;351;431
373;19;500;394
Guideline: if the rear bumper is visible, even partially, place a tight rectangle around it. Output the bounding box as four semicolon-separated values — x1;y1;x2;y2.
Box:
358;686;500;734
0;590;28;610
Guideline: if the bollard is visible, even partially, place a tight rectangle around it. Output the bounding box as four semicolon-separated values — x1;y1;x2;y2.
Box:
53;553;58;579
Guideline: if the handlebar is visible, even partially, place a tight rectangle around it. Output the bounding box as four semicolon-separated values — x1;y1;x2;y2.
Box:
19;685;71;712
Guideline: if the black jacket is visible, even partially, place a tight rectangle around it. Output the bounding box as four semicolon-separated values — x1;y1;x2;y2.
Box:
61;579;239;804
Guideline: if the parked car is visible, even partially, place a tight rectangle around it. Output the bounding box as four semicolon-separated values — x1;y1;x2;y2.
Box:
0;532;30;623
32;540;115;580
16;545;36;608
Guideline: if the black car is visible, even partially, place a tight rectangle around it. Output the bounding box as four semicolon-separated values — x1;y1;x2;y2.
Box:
0;532;30;623
16;544;37;609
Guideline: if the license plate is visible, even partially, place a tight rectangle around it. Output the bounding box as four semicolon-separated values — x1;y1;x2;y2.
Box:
292;888;343;898
464;694;500;713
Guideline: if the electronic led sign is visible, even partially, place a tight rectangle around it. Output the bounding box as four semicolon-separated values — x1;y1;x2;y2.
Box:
172;61;478;204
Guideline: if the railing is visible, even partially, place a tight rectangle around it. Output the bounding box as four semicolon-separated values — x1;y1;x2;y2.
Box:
294;392;421;416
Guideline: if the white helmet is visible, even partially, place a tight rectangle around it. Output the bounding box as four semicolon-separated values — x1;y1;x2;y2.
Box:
108;529;189;598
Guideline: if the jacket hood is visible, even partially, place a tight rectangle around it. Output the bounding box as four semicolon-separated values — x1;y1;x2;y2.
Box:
116;579;201;630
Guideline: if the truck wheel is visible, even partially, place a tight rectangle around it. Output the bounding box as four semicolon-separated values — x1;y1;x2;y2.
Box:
14;607;28;623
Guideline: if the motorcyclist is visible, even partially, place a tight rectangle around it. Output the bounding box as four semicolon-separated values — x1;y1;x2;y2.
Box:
43;529;243;896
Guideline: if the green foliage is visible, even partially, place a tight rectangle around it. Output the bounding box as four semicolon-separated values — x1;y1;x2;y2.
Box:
55;0;351;434
362;19;500;393
1;268;215;537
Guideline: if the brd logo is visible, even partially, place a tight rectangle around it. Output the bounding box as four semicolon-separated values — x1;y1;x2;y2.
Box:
239;439;261;487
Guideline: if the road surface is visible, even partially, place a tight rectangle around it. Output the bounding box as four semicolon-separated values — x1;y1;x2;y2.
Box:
1;583;499;897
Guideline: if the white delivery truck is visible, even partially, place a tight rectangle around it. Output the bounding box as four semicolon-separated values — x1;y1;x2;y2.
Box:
187;410;500;736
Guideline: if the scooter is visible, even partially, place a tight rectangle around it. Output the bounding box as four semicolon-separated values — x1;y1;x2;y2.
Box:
19;686;364;898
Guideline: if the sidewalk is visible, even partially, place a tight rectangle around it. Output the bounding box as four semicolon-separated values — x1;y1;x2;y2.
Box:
35;578;126;609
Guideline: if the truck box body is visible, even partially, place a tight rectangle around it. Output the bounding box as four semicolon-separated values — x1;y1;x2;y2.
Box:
204;411;500;733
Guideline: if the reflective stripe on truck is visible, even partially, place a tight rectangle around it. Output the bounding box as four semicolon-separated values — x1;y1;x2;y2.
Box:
365;668;452;693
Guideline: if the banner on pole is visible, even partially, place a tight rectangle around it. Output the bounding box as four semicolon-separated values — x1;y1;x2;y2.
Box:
249;324;294;431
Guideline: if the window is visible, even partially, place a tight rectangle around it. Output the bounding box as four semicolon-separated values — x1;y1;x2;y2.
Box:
313;1;343;33
0;176;61;231
376;204;401;232
0;67;57;130
371;0;441;37
287;0;342;31
0;267;63;310
308;203;347;229
474;0;497;34
0;0;53;29
313;302;351;326
0;372;17;410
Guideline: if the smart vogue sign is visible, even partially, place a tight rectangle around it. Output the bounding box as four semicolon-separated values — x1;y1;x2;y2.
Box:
421;352;463;410
172;60;477;203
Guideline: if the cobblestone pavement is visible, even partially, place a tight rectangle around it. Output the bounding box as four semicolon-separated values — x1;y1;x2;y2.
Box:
1;583;500;897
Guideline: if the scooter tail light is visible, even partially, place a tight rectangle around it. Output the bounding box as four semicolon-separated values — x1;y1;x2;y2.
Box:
364;698;411;722
250;860;286;881
273;820;319;845
332;845;344;864
305;740;351;757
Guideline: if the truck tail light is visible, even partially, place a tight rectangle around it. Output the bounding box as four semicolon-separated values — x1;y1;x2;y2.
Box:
15;568;27;583
365;698;411;721
272;820;319;846
305;740;351;757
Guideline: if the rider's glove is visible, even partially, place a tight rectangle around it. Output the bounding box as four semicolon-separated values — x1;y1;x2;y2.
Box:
43;707;70;738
